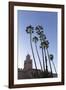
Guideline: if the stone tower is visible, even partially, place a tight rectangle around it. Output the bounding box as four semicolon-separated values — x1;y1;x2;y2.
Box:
24;54;32;70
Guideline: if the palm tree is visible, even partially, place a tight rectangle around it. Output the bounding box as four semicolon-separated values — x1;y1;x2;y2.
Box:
45;40;53;74
41;41;48;71
33;36;43;71
35;25;45;71
49;54;57;74
26;25;38;72
39;33;47;72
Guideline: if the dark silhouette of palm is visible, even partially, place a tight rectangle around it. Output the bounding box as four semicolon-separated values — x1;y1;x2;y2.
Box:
33;36;43;71
39;34;46;43
26;25;38;72
35;25;46;71
35;25;43;35
40;41;48;71
50;54;57;74
45;40;52;74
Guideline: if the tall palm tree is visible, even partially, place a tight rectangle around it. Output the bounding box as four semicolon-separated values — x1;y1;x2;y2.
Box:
26;25;38;72
49;54;57;74
45;40;53;74
39;33;47;72
35;25;45;71
41;41;48;71
33;36;43;71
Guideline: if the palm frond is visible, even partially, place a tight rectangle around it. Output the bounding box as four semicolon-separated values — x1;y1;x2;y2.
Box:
26;25;34;33
50;54;54;60
33;36;38;43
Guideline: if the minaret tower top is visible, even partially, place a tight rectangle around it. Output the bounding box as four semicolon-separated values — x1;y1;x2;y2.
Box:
24;54;32;70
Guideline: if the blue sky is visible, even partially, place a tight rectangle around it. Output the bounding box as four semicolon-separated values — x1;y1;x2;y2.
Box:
17;10;57;73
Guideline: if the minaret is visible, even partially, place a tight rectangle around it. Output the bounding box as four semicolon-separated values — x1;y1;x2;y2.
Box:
24;54;32;70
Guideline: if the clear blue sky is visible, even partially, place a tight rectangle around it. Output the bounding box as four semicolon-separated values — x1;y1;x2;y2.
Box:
17;10;57;73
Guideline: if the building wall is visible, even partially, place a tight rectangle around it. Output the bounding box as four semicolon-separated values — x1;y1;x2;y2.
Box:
24;59;32;70
24;54;32;70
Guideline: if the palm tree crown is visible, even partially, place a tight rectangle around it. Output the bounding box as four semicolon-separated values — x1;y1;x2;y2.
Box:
26;25;34;34
40;40;49;48
45;40;49;48
35;25;43;35
39;34;46;42
40;41;45;48
33;36;38;43
50;54;54;60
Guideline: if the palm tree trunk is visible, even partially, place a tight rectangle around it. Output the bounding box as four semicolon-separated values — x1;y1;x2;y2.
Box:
30;34;38;77
44;48;48;72
42;48;45;71
46;48;52;74
52;61;57;74
35;43;43;71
